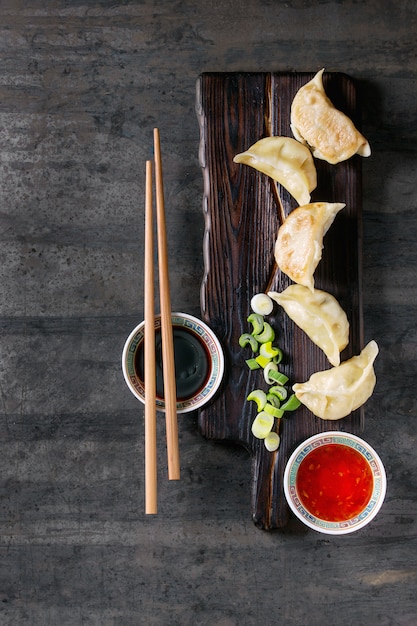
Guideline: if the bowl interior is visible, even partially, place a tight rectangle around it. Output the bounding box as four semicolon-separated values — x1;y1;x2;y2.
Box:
284;431;386;534
122;312;224;413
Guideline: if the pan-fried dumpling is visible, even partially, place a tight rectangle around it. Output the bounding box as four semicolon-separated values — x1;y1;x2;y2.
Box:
269;285;349;366
233;136;317;206
293;340;379;420
274;202;345;291
290;69;371;164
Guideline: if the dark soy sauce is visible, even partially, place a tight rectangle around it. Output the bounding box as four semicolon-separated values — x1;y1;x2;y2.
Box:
135;327;210;401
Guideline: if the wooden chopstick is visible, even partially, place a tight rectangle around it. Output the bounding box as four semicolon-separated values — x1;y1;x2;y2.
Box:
144;160;158;513
153;128;180;481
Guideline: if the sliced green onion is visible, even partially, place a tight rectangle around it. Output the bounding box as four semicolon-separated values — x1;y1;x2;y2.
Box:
247;313;264;335
266;368;289;386
264;403;284;418
246;389;267;411
272;348;283;365
259;341;280;359
280;394;301;412
251;293;274;316
264;431;280;452
263;361;278;384
255;354;272;369
266;393;281;408
268;385;288;401
239;333;259;351
240;296;296;452
251;411;274;439
253;321;275;344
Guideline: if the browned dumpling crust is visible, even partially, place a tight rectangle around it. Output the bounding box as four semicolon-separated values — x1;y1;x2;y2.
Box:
291;69;371;165
274;202;345;291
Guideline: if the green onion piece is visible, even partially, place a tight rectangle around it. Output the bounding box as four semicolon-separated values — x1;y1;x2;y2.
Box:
268;385;288;401
247;313;264;335
251;293;274;316
264;403;285;419
280;394;301;411
247;389;267;411
253;321;275;344
245;358;260;370
239;332;259;352
263;361;278;384
264;431;280;452
251;411;274;439
255;354;271;369
259;341;280;359
266;369;289;385
266;393;281;408
272;348;283;365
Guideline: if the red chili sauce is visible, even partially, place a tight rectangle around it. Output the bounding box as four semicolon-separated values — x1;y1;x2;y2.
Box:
296;444;374;522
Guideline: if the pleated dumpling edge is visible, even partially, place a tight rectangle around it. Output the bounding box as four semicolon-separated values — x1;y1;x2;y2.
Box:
292;340;379;420
269;285;349;367
290;68;371;165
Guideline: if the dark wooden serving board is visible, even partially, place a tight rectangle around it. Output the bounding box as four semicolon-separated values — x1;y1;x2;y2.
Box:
196;72;365;530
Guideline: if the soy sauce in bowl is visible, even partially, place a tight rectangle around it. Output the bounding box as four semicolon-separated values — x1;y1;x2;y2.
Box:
135;326;210;401
122;312;224;413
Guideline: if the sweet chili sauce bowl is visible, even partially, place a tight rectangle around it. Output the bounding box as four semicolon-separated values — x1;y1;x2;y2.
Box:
283;431;387;535
122;312;224;413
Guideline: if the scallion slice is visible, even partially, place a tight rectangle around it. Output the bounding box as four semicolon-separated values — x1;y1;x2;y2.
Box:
259;341;280;359
245;358;260;370
239;333;259;351
272;348;283;365
247;313;264;335
264;431;280;452
250;293;274;316
264;403;285;419
280;394;301;411
263;361;278;384
256;354;272;369
266;368;289;386
253;321;275;344
268;385;288;401
266;393;281;408
251;411;274;439
247;389;267;411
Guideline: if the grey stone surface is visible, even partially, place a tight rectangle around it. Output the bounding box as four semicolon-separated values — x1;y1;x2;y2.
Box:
0;1;416;624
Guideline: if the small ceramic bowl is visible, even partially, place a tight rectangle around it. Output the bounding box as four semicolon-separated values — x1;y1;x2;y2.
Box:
284;431;386;535
122;312;224;413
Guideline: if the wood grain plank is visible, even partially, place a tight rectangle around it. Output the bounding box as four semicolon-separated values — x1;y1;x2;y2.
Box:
196;72;364;529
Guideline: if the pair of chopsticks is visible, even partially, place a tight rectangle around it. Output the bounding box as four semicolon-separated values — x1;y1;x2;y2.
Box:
144;128;180;515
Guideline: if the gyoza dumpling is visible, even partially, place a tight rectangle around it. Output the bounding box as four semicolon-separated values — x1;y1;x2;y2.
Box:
269;285;349;366
293;340;379;420
233;136;317;206
274;202;345;291
291;69;371;164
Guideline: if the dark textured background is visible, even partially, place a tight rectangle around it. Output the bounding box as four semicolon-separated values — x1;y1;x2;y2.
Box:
0;1;416;624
